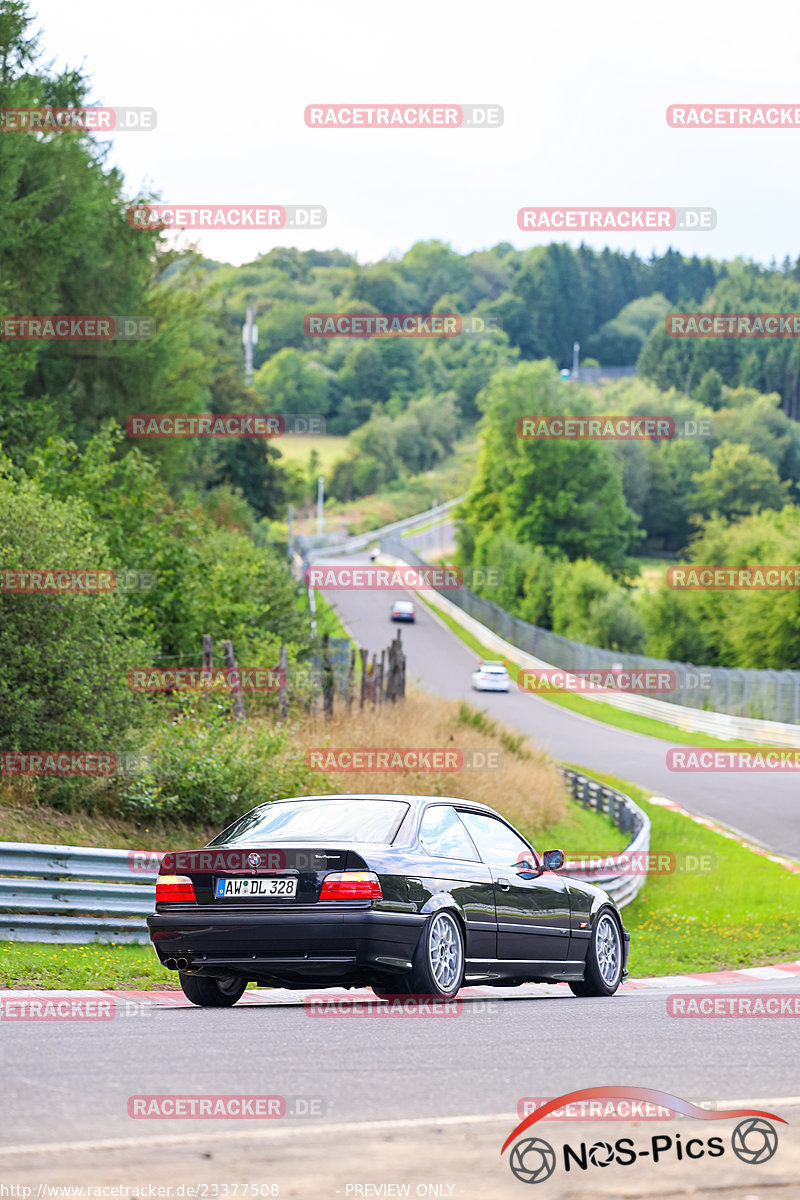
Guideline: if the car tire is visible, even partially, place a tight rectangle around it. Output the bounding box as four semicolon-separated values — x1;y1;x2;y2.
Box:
568;910;623;997
407;910;465;999
178;972;247;1007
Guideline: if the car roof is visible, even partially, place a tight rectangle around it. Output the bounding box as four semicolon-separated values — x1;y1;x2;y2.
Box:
393;600;414;607
478;661;507;669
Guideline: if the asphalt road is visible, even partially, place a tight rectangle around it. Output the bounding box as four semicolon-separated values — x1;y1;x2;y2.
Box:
317;554;800;858
3;980;799;1146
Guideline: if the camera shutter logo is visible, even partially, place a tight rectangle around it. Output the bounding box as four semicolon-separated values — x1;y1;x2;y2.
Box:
508;1137;557;1183
731;1118;779;1164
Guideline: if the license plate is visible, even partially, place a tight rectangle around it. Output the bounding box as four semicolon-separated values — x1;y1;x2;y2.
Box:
215;876;297;899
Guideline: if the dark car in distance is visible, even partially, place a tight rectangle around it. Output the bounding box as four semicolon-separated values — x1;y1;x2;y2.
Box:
148;793;630;1007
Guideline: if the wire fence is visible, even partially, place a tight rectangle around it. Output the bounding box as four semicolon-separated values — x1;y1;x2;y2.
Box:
380;538;800;723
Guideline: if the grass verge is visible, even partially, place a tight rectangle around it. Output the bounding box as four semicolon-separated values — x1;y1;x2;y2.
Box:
564;765;800;978
0;942;170;990
298;589;352;643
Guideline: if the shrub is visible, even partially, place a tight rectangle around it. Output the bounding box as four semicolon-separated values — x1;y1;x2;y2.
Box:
0;466;151;807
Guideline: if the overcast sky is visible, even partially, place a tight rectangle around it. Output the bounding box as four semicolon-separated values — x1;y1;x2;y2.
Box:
27;0;800;267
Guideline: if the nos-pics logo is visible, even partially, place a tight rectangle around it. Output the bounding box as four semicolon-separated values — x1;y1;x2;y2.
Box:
501;1087;784;1184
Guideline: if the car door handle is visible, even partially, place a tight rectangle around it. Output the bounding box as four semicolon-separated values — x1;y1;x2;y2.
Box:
496;878;511;890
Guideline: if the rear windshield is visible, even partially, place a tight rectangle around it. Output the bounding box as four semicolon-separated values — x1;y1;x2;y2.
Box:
208;798;409;846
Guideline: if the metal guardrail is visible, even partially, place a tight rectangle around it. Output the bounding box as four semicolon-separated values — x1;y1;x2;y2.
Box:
297;497;463;562
0;775;648;944
0;842;159;944
560;768;650;909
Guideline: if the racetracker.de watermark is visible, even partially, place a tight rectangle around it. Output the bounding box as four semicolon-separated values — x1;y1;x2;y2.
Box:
130;848;293;873
305;747;502;771
517;667;711;694
127;1095;326;1118
127;205;325;229
304;564;461;590
667;104;800;127
304;995;501;1017
668;993;800;1016
518;416;682;440
1;568;156;592
126;414;324;437
1;752;116;776
518;1097;680;1120
127;667;284;692
304;104;502;128
0;997;152;1020
1;106;156;131
667;312;800;337
559;851;716;875
303;313;501;337
1;316;155;340
667;747;800;771
518;207;715;231
667;565;800;590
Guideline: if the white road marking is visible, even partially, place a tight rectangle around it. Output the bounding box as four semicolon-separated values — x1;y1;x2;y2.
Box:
2;1099;800;1157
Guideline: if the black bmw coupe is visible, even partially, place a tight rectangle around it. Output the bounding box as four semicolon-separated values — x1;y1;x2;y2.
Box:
148;793;630;1006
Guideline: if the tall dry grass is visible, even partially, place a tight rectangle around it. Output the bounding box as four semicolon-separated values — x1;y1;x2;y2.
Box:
291;690;566;839
0;692;566;847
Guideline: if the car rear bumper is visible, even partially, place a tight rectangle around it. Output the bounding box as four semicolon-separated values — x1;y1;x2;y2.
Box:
147;907;425;984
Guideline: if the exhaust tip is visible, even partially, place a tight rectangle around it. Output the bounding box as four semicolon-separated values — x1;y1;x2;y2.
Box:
164;958;178;971
176;956;190;970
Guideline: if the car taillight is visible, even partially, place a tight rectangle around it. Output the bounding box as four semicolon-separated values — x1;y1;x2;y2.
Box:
319;871;382;901
155;874;196;902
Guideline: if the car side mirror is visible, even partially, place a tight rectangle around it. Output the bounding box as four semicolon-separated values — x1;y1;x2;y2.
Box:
542;848;565;872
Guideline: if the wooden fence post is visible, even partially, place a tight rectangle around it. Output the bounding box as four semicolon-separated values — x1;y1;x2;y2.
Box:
202;634;212;676
386;631;402;702
370;653;378;708
322;632;334;720
378;649;385;706
346;647;356;712
360;648;368;709
278;645;287;722
222;640;246;720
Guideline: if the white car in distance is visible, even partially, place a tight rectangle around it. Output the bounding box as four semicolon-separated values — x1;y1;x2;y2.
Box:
471;660;511;692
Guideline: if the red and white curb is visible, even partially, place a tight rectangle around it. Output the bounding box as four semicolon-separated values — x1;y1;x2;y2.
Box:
621;958;800;990
648;793;800;874
3;960;800;1010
